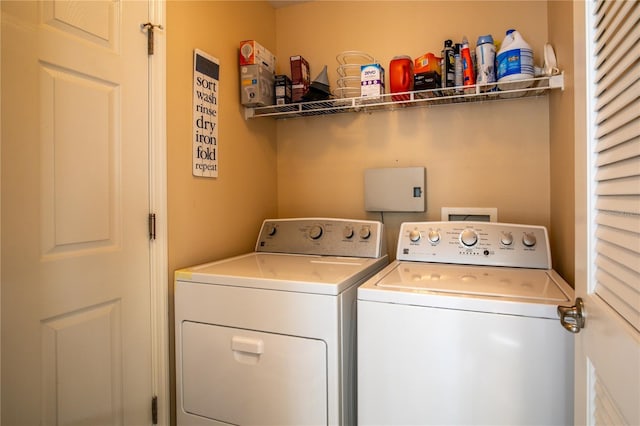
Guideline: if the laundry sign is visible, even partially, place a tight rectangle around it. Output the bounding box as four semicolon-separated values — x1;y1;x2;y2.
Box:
192;49;219;177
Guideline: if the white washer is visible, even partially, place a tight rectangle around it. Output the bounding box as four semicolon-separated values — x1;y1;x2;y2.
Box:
358;221;575;426
175;218;388;426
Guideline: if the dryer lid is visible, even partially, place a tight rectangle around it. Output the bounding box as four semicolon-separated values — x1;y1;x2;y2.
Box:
176;252;389;295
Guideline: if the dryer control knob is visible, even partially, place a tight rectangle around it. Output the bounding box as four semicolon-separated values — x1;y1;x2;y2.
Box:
460;228;478;247
522;232;537;247
409;230;421;242
500;231;513;246
309;225;323;240
428;229;441;243
343;226;354;239
359;226;371;240
266;224;277;236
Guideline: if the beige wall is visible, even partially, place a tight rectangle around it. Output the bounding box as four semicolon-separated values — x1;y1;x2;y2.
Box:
165;0;578;421
166;1;278;421
168;1;278;273
548;0;575;285
274;1;557;260
165;0;576;302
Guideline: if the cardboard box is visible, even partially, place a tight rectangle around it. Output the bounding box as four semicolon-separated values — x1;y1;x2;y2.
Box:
414;71;442;98
239;40;276;73
361;64;385;99
240;63;275;107
292;84;309;103
290;55;310;84
275;74;292;105
290;56;310;102
414;53;442;74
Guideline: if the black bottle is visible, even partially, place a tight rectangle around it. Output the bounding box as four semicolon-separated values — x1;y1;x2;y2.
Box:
442;39;456;88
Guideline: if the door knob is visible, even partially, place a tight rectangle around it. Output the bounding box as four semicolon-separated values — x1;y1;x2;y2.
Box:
557;297;586;334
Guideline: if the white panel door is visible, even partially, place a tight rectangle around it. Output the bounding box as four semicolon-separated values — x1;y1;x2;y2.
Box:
1;1;153;424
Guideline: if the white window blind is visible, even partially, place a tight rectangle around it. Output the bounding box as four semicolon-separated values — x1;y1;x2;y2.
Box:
591;0;640;332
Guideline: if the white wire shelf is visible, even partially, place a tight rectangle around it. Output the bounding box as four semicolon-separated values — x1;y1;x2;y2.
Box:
244;73;564;120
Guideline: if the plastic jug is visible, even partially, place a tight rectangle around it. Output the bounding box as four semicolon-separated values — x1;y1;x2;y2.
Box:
497;29;534;90
389;56;414;101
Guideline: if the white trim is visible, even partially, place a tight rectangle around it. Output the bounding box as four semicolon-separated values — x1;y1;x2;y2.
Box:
573;3;589;424
574;0;590;301
0;2;3;422
584;0;597;297
148;0;169;424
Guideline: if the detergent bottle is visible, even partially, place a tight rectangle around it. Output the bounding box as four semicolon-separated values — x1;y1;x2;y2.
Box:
460;36;475;90
496;29;534;90
389;55;414;101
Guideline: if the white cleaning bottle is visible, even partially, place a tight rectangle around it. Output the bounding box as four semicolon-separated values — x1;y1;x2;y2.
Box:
475;34;496;91
496;29;534;90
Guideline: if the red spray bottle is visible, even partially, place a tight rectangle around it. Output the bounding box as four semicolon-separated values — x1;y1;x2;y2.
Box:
460;36;475;89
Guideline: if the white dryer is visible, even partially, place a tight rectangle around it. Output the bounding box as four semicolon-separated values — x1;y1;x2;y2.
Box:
358;221;575;426
175;218;388;426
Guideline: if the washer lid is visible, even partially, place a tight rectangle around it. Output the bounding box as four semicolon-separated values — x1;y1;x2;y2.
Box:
358;262;574;318
380;262;567;301
176;252;389;295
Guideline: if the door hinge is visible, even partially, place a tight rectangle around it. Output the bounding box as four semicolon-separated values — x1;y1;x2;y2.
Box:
151;395;158;424
149;213;156;240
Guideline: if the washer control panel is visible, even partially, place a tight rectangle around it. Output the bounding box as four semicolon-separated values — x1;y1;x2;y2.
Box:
256;218;386;258
397;221;551;269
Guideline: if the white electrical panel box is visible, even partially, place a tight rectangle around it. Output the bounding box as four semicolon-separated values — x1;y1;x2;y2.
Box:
364;167;426;212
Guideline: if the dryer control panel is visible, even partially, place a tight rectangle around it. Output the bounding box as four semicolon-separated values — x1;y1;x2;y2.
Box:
256;218;386;259
397;221;551;269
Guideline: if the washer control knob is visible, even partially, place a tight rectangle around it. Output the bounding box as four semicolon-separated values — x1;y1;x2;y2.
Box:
266;224;277;236
409;230;421;242
500;231;513;246
460;228;478;247
343;226;354;239
308;225;323;240
428;229;441;243
522;232;537;247
359;226;371;240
